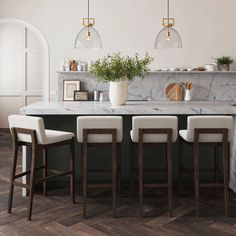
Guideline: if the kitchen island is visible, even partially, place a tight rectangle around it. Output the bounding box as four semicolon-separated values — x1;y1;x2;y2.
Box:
20;100;236;192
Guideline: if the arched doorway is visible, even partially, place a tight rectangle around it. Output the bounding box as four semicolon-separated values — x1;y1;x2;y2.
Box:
0;18;50;127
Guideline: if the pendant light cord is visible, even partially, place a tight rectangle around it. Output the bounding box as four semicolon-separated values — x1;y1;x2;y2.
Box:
88;0;90;19
167;0;170;27
167;0;169;19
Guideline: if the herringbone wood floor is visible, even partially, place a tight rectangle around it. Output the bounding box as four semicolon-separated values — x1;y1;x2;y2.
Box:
1;129;236;236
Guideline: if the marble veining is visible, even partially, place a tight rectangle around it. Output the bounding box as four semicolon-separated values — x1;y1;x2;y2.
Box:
58;72;236;101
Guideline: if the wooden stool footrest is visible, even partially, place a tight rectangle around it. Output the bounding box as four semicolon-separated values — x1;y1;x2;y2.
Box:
87;183;113;189
200;183;224;188
13;181;30;189
14;165;46;179
35;171;73;183
143;183;168;188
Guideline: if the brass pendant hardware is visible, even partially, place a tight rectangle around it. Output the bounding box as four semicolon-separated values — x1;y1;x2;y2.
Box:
83;18;95;27
162;18;175;28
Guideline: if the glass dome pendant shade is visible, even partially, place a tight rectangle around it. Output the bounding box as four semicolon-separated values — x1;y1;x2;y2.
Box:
74;0;102;49
154;0;182;49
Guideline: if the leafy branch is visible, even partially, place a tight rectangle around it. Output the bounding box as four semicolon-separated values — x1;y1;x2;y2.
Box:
89;53;153;82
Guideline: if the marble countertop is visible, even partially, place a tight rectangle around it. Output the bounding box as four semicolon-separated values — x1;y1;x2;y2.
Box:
20;101;236;115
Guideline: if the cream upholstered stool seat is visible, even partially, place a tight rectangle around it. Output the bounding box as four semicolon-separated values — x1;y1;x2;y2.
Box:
129;116;178;217
178;115;233;216
8;115;76;220
77;116;123;218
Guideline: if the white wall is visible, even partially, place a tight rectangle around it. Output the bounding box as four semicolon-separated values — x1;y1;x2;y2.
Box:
1;0;236;99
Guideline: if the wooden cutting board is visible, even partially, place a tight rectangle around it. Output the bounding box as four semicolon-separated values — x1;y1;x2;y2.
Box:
165;83;183;101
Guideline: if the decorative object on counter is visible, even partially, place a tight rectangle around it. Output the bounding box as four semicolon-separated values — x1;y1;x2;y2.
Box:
70;60;78;71
169;67;178;72
157;66;207;72
74;90;89;101
81;62;87;71
165;82;183;101
99;92;104;101
63;80;80;101
87;61;95;70
77;62;82;71
205;64;215;72
186;67;193;71
74;0;102;49
184;82;192;101
63;58;70;72
90;53;153;106
154;0;182;49
193;67;206;72
93;89;99;101
215;56;234;71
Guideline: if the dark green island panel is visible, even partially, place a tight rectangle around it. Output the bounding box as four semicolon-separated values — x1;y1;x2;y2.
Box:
36;115;216;190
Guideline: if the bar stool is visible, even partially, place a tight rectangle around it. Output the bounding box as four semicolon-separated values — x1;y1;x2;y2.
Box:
178;116;233;216
77;116;123;218
8;115;75;220
129;116;178;217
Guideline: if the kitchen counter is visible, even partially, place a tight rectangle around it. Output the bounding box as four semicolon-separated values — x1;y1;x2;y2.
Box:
20;100;236;194
20;100;236;115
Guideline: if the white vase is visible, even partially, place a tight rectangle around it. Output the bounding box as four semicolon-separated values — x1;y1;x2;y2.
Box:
109;80;128;106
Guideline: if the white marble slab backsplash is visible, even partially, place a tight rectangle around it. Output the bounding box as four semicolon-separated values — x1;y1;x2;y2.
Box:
58;72;236;101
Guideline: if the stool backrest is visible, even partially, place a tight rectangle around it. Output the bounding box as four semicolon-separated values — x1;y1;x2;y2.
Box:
187;116;233;142
131;116;178;143
77;116;123;143
8;115;46;144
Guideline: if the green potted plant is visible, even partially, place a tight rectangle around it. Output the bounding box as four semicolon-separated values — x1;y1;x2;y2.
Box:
90;53;153;106
215;56;234;71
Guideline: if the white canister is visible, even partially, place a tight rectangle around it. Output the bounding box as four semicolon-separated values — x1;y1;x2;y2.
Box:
99;92;104;102
205;64;215;72
184;90;191;101
94;90;99;101
77;62;82;71
81;62;87;71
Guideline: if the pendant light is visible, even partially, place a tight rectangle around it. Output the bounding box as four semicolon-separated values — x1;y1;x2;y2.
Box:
154;0;182;49
74;0;102;49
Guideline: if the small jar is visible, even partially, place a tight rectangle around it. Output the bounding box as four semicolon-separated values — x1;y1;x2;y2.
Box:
99;92;104;102
81;62;87;71
94;90;99;101
184;90;191;101
77;62;82;71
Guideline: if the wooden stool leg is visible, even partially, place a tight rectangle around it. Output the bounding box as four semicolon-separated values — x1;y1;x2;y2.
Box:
80;144;83;196
178;139;183;197
194;142;200;217
223;142;229;216
167;142;173;217
28;145;37;221
214;146;218;196
82;142;88;218
138;141;144;217
117;144;121;197
129;141;134;199
112;142;117;218
8;144;18;214
43;148;48;196
70;138;76;204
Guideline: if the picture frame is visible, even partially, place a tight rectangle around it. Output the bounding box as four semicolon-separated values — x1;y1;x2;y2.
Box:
63;80;80;101
74;90;89;101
